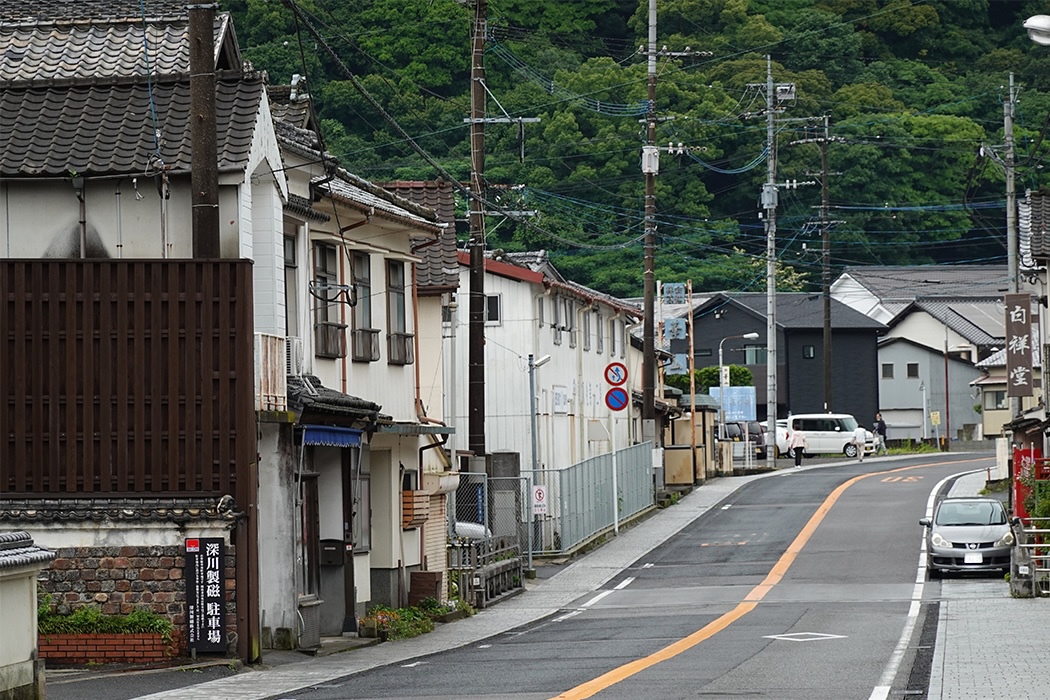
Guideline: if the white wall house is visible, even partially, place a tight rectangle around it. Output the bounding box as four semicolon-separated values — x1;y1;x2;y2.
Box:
448;251;644;473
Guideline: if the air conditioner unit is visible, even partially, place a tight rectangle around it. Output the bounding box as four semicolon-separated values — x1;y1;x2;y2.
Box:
286;336;303;376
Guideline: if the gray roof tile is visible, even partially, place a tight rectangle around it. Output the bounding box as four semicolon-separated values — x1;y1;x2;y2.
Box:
841;265;1009;300
723;292;885;330
380;181;460;291
0;75;265;177
0;531;54;570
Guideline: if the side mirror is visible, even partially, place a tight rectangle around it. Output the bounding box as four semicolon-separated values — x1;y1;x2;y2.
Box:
1011;516;1022;527
919;518;931;527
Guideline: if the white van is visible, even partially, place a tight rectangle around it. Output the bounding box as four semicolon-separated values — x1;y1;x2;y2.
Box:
786;413;873;458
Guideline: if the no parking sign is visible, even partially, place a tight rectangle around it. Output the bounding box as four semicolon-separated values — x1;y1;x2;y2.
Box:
532;485;548;515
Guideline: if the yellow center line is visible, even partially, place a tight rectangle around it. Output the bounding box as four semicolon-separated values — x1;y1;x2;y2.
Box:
551;457;988;700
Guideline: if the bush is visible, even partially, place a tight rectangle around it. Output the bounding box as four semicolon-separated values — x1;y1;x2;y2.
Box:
38;600;174;637
359;604;434;640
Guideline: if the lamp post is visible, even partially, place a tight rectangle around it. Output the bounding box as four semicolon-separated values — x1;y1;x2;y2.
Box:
718;332;760;438
527;353;550;573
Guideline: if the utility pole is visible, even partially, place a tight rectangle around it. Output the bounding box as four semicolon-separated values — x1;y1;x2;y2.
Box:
468;0;487;457
188;2;219;258
641;0;658;445
1005;72;1021;422
820;115;832;413
762;55;778;470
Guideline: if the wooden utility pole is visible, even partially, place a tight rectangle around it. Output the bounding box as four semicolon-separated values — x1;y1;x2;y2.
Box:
641;0;657;441
467;0;487;456
188;2;219;258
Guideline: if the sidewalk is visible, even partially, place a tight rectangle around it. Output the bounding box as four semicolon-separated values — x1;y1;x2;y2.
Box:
925;469;1044;700
49;455;1034;700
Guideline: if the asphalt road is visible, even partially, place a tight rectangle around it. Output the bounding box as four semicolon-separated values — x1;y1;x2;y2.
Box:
278;452;997;700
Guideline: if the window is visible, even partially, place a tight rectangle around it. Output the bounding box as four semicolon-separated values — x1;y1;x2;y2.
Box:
609;318;617;356
386;260;413;365
583;311;592;351
564;299;577;348
744;344;766;365
553;299;562;346
596;313;604;353
803;345;815;359
485;294;502;324
882;363;894;379
619;320;627;359
351;252;379;362
985;390;1007;411
907;363;919;378
697;348;712;357
313;242;346;358
537;296;545;328
283;225;299;338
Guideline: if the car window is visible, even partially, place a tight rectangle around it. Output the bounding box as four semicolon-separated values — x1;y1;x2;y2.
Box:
839;416;859;431
935;501;1007;526
799;418;819;431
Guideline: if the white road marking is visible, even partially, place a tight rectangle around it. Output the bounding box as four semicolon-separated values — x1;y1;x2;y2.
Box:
401;661;427;667
867;469;976;700
582;590;613;607
721;504;732;510
614;577;635;590
553;609;584;622
763;632;846;642
642;563;654;568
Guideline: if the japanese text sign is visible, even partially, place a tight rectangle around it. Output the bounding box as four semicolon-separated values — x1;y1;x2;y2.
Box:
185;537;227;653
1005;293;1034;398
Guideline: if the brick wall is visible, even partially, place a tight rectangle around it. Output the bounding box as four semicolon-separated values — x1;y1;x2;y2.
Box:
38;630;184;664
38;544;237;658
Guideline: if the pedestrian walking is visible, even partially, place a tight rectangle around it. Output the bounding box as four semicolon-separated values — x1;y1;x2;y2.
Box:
874;412;888;456
852;424;867;462
788;429;807;467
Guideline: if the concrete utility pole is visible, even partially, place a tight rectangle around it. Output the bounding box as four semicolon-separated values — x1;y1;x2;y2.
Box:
468;0;487;456
762;56;778;470
641;0;658;445
819;115;832;412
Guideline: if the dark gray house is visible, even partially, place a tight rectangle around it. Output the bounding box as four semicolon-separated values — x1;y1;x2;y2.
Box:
690;292;886;423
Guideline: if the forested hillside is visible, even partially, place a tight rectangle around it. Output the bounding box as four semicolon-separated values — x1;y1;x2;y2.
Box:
226;0;1050;297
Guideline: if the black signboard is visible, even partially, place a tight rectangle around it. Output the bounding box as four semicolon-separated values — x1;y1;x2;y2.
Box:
185;537;226;653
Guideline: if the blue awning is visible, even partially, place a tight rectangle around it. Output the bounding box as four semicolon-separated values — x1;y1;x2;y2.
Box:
301;425;363;448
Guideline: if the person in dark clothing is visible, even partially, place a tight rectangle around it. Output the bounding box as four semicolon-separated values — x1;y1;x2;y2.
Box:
874;412;888;456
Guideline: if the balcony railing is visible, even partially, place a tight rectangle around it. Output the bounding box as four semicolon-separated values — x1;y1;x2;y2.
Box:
314;322;348;359
255;333;288;411
387;332;415;365
351;328;381;362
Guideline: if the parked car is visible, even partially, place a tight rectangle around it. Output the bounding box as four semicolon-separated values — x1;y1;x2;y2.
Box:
784;413;873;458
761;419;789;457
736;420;767;460
716;421;764;461
919;497;1014;578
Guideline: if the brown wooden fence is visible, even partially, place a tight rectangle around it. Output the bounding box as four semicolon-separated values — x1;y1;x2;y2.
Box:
1;259;256;497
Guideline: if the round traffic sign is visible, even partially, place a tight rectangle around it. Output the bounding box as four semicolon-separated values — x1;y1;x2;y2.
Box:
604;362;628;386
605;386;629;411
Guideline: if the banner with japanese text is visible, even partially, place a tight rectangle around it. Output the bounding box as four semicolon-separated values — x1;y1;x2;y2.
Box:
185;537;227;653
1005;293;1034;398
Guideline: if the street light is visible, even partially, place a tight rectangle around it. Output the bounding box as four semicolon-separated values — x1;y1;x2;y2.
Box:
718;332;760;438
1024;15;1050;45
526;353;550;573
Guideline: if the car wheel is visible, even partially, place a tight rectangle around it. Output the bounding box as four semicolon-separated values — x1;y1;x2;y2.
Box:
844;443;858;458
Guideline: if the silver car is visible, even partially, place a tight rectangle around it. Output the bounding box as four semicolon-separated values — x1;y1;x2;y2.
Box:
920;497;1014;579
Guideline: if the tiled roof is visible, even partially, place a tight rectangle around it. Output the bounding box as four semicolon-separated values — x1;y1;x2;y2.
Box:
0;531;54;570
840;265;1010;300
0;498;240;523
0;14;236;83
380;181;460;291
316;174;442;233
288;375;387;424
911;298;1004;345
4;0;187;22
0;74;265;177
727;292;885;330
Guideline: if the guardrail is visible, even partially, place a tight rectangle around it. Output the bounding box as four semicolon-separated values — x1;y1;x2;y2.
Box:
1010;518;1050;597
447;534;524;609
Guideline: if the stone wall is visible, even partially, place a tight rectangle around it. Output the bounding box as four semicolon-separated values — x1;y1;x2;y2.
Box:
38;545;237;657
